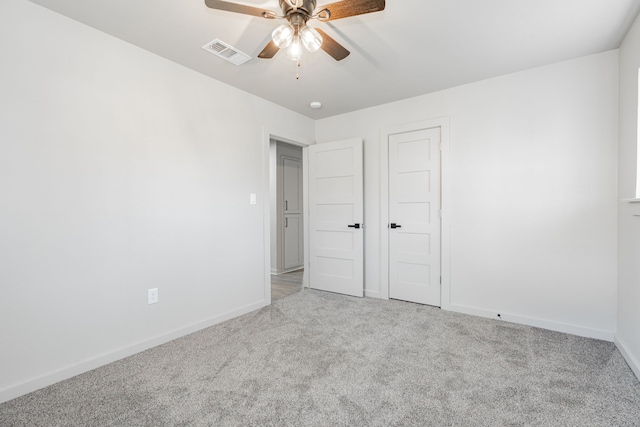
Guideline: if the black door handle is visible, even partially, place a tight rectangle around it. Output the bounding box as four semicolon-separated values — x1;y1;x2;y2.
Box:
348;223;361;229
390;223;402;229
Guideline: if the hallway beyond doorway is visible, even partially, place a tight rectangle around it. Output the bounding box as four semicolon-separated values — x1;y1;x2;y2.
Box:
271;270;303;302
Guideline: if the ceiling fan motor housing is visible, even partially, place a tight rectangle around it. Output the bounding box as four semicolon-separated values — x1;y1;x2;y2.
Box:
280;0;317;17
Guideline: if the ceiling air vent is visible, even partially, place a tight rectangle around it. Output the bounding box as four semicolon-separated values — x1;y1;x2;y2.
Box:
202;39;251;66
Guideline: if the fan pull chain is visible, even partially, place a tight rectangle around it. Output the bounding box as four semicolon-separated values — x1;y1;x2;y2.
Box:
296;61;301;80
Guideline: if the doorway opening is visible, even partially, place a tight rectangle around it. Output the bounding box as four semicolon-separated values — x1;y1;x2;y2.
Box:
269;139;304;301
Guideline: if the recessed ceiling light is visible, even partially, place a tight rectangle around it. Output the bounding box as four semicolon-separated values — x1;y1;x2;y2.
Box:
310;101;322;109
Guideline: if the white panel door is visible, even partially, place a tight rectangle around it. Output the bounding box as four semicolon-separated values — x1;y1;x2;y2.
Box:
308;139;364;297
389;128;441;306
283;157;303;269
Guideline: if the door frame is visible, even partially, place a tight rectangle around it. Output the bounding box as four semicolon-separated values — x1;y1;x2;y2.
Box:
262;127;313;305
380;118;452;310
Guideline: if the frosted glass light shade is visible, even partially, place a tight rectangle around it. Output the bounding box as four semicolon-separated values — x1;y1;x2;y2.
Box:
287;37;303;61
272;24;294;48
300;26;323;52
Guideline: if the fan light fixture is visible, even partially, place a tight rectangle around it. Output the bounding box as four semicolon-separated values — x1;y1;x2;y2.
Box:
272;23;294;48
286;36;303;61
300;26;322;52
272;22;323;60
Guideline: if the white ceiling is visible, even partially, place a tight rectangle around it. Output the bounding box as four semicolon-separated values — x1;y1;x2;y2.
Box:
27;0;640;119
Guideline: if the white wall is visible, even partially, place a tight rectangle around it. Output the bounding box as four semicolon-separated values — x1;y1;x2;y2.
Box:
617;12;640;379
0;0;314;403
316;51;619;340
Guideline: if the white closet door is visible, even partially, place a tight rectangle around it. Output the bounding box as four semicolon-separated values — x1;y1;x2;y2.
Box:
389;128;441;306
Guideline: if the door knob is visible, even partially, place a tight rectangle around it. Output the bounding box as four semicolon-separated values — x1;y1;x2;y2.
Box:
390;223;402;229
348;223;361;229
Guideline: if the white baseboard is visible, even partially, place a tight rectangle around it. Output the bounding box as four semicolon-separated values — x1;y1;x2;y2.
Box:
615;335;640;381
446;303;615;342
0;300;268;404
272;267;303;275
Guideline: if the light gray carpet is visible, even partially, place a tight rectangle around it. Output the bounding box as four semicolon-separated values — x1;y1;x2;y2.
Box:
1;289;640;426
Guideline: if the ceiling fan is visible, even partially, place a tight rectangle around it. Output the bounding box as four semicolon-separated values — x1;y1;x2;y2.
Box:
204;0;386;62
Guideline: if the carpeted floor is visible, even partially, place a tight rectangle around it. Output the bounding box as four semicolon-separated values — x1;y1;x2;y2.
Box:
1;289;639;426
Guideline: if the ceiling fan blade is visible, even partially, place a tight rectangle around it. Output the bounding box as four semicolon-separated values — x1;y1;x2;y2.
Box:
204;0;277;19
258;40;280;59
317;0;385;21
315;28;350;61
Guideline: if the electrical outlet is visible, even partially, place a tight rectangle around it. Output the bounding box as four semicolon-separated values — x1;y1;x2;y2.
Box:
148;288;158;305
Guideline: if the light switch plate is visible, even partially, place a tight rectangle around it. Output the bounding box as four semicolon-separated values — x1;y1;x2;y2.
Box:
250;193;257;205
148;288;158;305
